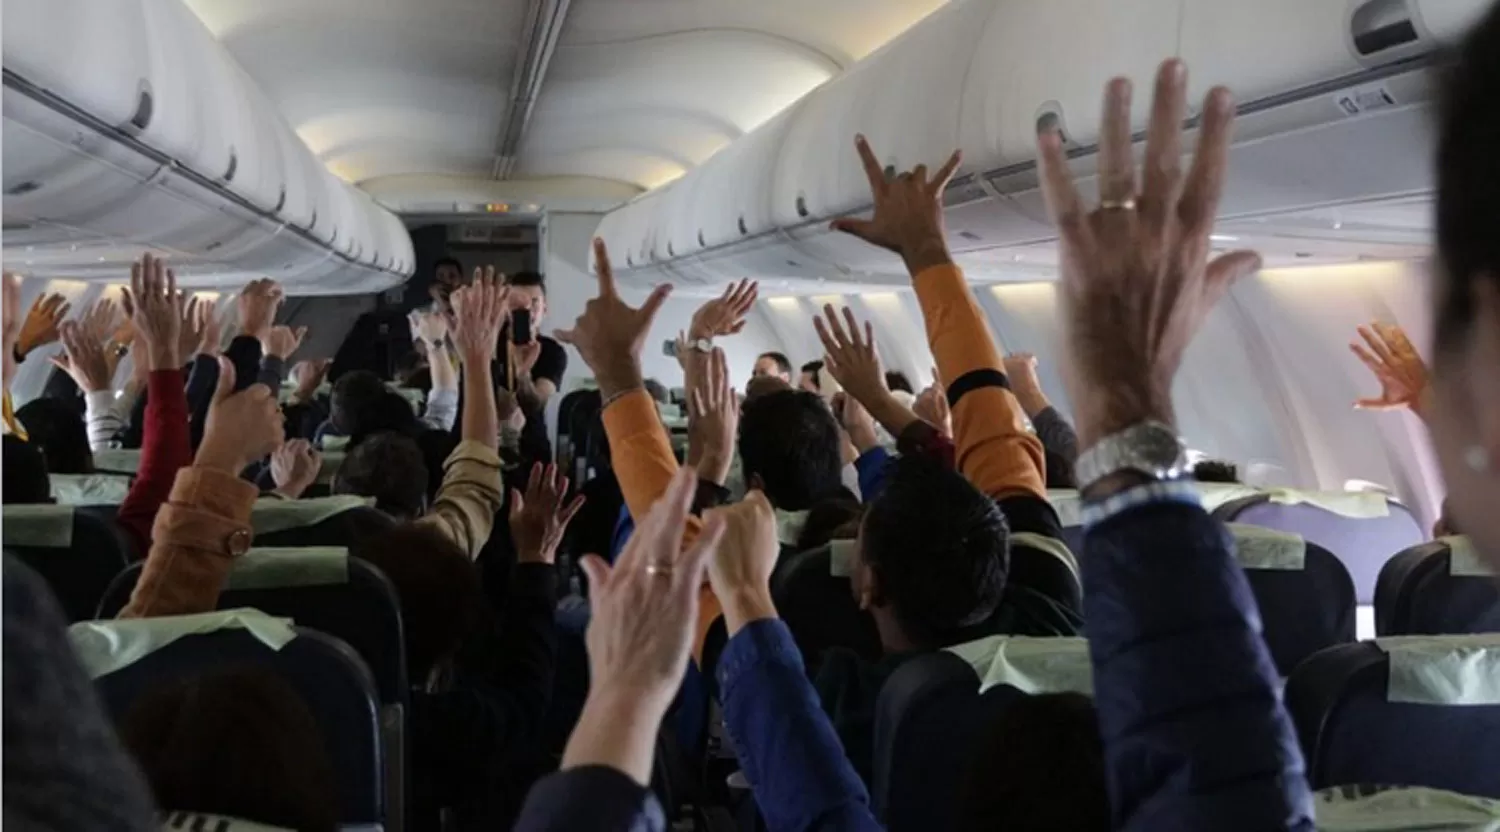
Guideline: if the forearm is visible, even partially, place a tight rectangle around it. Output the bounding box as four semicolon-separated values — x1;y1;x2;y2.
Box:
862;389;920;444
421;387;459;432
224;335;262;393
83;391;126;451
561;690;667;787
912;263;1044;498
460;354;500;450
1082;491;1313;829
119;465;258;618
1033;405;1080;470
116;371;193;555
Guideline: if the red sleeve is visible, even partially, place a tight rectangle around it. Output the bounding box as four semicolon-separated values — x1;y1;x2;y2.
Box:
116;370;193;557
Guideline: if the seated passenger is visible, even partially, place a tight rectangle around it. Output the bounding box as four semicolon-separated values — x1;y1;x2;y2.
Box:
14;397;93;475
315;369;387;445
119;666;338;832
739;389;847;517
799;359;827;394
753;350;793;384
333;431;430;520
3;434;52;504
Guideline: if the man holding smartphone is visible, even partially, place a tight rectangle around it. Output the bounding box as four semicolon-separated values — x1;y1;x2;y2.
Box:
499;270;567;408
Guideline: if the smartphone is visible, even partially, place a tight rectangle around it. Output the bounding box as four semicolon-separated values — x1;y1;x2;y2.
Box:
510;309;532;345
663;338;680;358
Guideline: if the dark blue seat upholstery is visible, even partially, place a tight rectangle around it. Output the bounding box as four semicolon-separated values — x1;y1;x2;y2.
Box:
3;504;132;622
1227;527;1356;676
1375;539;1500;636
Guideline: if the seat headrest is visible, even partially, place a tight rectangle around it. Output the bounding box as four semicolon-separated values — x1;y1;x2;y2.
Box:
1443;536;1494;577
1312;784;1500;830
1010;532;1081;581
315;451;345;485
1048;484;1263;527
319;435;350;451
1226;523;1307;570
1;504;76;547
1377;634;1500;706
226;547;350;591
944;635;1092;696
161;811;292;831
1264;488;1392;519
69;609;297;679
250;495;376;535
388;385;425;411
92;448;142;474
50;473;132;506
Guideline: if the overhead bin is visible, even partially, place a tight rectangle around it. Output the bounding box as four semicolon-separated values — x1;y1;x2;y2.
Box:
1;0;413;293
594;0;1489;289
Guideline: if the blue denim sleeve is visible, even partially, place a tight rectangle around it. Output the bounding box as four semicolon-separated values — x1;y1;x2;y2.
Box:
854;446;891;504
719;618;881;832
1082;498;1315;831
513;765;666;832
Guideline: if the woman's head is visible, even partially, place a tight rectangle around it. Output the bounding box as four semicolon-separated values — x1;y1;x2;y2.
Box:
1432;5;1500;563
119;665;338;832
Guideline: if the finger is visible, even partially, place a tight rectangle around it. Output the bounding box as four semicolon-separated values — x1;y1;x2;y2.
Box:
213;355;236;402
829;217;878;243
863;321;875;355
1350;342;1387;377
658;469;700;566
823;303;852;347
1098;77;1137;205
1036;130;1087;239
558;494;587;528
579;554;613;597
1140;59;1188;225
48;356;69;371
841;306;864;349
690;388;706;419
293;325;308;345
592;238;617;298
552;327;576;345
1359;325;1398;368
929;149;963;193
508;488;525;521
120;288;135;320
638;283;672;325
164;265;178;303
911;164;929;187
813;315;840;358
55;302;72;321
853;134;887;197
1354;396;1399;411
1180;87;1236;238
678;511;726;595
1202;250;1261;302
526;461;543;498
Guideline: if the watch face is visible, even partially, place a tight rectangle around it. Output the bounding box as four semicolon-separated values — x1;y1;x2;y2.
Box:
1135;424;1187;471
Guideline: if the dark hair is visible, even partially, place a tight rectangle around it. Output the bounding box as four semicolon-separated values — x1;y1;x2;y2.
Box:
860;454;1008;645
757;351;792;376
333;432;430;520
1436;6;1500;352
433;256;463;276
3;436;52;505
507;270;547;294
15;398;94;474
346;391;420;445
884;371;914;395
329;370;388;434
737;390;845;512
352;523;482;681
1045;448;1077;490
795;491;862;552
745;374;792;401
119;665;339;832
956;692;1107;832
1192;459;1240;484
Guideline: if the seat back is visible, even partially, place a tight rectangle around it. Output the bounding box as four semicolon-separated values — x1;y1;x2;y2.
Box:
872;652;1027;831
3;504;132;621
1214;492;1424;604
72;611;386;825
92;448;142;475
771;543;882;668
1375;537;1500;636
249;497;394;548
1009;533;1082;616
1228;524;1356;676
49;473;132;506
1285;636;1500;798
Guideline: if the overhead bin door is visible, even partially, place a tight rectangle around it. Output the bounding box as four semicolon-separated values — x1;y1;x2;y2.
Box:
137;0;234;183
2;0;151;127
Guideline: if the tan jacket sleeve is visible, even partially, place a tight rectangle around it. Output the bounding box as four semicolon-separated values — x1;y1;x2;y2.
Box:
420;439;506;561
913;263;1046;500
602;389;720;660
119;467;259;619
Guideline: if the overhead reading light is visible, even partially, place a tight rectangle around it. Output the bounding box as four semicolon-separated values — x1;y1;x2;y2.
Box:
1210;234;1240;242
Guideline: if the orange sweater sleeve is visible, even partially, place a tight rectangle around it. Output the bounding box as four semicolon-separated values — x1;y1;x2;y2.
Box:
912;263;1046;500
601;389;720;660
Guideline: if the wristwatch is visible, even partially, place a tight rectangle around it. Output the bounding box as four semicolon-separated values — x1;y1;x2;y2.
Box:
1075;421;1189;491
684;336;714;354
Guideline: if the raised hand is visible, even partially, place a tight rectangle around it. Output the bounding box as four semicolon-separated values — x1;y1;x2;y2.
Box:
509;462;586;565
49;321;114;393
1350;322;1429;417
914;371;952;438
577;468;725;717
689;278;759;340
16;292;71;357
195;357;284;475
290;358;332;402
838;390;881;453
79;298;120;347
2;275;20;389
261;325;308;361
450;268;510;365
1038;59;1262;449
197;302;225;357
1003;352;1051;417
830;135;962;275
408;308;448;349
120;253;186;372
554;238;672;398
814;304;886;407
687;346;738;484
270;438;322;500
703;489;780;635
175;296;203;360
236;278;284;341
